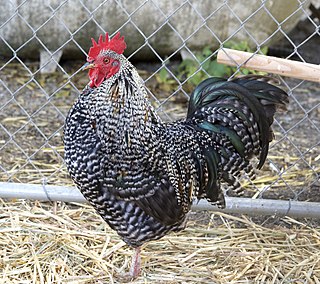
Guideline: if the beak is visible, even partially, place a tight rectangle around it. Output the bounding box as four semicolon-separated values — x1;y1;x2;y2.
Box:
82;62;95;71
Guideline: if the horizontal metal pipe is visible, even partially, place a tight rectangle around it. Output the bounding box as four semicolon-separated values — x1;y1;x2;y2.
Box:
0;182;87;203
0;182;319;218
192;199;320;219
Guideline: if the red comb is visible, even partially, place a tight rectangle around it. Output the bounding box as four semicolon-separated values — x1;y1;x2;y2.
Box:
87;32;126;61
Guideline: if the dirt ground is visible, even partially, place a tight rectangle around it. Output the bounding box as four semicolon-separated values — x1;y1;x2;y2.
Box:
0;22;320;283
0;5;320;282
0;58;319;202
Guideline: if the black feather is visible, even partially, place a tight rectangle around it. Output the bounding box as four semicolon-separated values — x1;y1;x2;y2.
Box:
186;75;288;204
203;146;221;202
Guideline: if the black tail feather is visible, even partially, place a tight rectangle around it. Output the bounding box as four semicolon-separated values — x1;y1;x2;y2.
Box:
187;75;289;205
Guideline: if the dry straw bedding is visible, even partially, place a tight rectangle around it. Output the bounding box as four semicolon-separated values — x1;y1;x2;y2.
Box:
0;61;319;283
0;199;319;284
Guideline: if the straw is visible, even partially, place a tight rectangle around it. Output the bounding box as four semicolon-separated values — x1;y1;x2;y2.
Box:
1;199;319;283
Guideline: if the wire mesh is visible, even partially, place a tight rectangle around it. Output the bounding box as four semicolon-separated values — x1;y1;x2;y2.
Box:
0;0;319;206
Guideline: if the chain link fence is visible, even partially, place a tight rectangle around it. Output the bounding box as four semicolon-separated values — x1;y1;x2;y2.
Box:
0;0;319;211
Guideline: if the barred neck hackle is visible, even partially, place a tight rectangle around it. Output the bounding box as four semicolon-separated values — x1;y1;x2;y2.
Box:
81;52;160;154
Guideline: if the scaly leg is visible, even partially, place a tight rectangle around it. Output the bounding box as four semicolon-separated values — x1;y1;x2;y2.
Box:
117;246;142;282
129;247;141;279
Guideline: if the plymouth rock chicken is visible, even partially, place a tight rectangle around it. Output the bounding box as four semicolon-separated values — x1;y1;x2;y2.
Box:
64;32;288;278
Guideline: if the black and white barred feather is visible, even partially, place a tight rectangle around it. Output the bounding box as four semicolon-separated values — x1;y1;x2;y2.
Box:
64;50;288;247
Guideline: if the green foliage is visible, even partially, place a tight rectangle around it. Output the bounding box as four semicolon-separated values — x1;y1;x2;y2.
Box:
155;67;178;92
177;41;268;87
157;68;170;84
178;46;230;86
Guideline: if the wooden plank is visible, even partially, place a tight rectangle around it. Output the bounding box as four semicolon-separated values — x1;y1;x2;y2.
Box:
217;48;320;82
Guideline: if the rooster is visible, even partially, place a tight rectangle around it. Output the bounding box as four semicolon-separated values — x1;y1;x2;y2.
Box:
64;32;288;279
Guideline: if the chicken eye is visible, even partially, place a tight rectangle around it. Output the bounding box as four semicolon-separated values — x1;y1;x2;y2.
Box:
104;58;110;64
